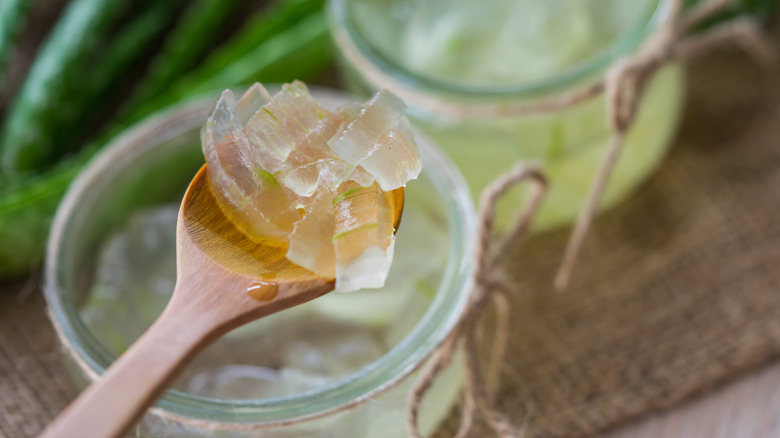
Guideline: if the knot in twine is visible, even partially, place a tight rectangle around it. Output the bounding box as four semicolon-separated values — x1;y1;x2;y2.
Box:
406;0;776;437
407;164;548;438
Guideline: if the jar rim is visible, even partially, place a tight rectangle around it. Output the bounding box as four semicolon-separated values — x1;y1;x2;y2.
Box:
44;88;477;426
328;0;675;99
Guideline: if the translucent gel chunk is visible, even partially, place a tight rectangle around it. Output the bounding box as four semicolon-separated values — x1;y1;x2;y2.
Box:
201;91;253;207
243;81;329;173
349;165;376;188
236;82;271;125
82;205;179;355
286;192;336;277
278;112;351;197
329;90;406;165
359;117;422;191
202;82;420;291
203;90;300;240
332;182;395;292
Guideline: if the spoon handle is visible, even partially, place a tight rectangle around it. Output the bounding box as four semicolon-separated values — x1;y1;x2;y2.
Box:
39;303;221;438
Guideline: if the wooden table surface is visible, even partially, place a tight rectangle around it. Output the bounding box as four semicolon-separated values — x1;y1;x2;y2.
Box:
605;362;780;438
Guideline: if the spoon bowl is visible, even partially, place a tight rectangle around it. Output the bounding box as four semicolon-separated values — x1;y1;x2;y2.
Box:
181;164;404;282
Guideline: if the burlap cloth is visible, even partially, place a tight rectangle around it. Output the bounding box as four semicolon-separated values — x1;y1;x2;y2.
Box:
3;22;780;438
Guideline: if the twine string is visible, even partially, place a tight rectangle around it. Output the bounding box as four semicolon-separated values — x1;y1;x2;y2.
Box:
407;0;776;436
49;1;777;434
555;0;777;289
345;0;775;291
406;165;548;438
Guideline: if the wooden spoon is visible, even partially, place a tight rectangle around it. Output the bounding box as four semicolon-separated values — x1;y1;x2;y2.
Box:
40;164;404;438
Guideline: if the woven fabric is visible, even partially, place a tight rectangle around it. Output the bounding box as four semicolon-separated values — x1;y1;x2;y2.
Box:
436;29;780;438
3;28;780;438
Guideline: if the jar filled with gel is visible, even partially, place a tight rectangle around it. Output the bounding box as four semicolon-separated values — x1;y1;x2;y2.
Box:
45;91;476;437
329;0;684;228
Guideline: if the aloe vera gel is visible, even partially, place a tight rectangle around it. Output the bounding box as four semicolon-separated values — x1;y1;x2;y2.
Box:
48;93;475;438
330;0;684;228
82;197;458;437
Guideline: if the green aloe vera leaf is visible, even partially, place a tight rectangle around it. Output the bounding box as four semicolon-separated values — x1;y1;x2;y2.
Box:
0;4;334;279
127;0;327;121
121;0;242;120
187;12;332;92
86;2;177;101
685;0;780;27
0;0;128;179
157;11;332;109
731;0;780;19
112;1;330;139
185;0;325;83
0;93;189;279
0;156;82;277
63;0;180;144
0;0;30;85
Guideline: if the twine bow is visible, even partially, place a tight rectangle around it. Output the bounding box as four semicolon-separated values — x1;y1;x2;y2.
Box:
406;164;548;438
406;0;776;436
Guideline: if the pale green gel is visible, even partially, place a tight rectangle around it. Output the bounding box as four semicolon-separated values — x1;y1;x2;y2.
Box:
420;64;685;230
341;0;682;229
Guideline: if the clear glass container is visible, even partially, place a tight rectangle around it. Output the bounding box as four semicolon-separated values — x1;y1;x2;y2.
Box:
328;0;685;229
44;88;476;437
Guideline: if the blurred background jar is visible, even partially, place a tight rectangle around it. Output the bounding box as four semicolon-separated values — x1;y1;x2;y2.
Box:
328;0;684;229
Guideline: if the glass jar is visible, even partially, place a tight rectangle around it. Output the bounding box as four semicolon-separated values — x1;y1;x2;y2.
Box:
44;88;476;437
328;0;685;229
